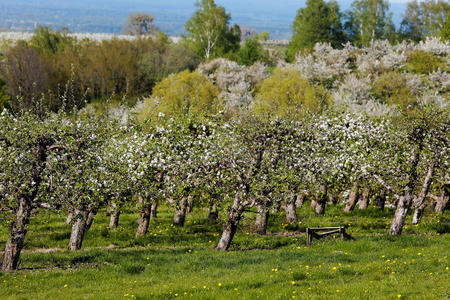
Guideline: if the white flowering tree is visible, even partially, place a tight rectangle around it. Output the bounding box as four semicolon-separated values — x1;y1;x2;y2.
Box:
367;106;449;233
210;115;333;248
156;116;217;227
48;113;118;250
0;110;61;270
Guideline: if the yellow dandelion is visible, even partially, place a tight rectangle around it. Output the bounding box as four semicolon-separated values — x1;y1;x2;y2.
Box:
332;267;337;270
397;294;402;298
64;284;68;288
291;281;295;285
218;283;222;287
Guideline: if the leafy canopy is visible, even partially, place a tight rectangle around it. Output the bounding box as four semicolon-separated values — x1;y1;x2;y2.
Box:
185;0;240;59
253;68;330;120
287;0;345;61
139;70;220;121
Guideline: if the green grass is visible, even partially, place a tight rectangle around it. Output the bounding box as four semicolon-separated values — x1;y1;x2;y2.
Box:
0;204;449;299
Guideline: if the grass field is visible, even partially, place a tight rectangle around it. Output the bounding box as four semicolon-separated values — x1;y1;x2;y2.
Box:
0;204;449;299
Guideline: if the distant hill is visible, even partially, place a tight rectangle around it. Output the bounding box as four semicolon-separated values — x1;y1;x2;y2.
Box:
0;0;408;39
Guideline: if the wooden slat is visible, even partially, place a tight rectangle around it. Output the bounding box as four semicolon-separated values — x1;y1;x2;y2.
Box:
308;227;343;231
316;230;340;236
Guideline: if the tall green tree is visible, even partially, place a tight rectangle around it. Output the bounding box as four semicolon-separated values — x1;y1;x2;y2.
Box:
441;11;450;40
400;0;450;41
399;0;423;42
348;0;396;46
287;0;345;62
421;0;450;37
185;0;240;60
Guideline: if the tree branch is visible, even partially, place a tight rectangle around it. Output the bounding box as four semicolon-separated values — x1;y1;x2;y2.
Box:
373;174;400;200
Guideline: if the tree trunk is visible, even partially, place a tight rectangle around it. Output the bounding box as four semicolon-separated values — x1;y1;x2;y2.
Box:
430;198;437;212
106;205;112;216
376;188;386;210
310;199;317;210
216;193;244;251
1;198;32;271
85;207;97;231
150;200;158;219
314;185;327;215
136;203;152;237
389;188;413;235
283;200;297;223
207;201;218;221
412;160;437;225
358;188;370;210
412;206;425;225
186;196;194;214
295;193;306;208
109;202;121;229
435;190;449;214
328;193;338;205
136;195;143;209
68;209;89;250
255;203;270;235
173;197;188;227
344;182;359;212
65;211;74;225
2;142;48;270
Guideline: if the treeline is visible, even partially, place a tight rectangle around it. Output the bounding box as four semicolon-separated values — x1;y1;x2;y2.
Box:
0;27;200;114
1;0;448;114
287;0;450;60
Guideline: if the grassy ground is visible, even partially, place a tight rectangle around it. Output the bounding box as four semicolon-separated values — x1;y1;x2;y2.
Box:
0;204;449;299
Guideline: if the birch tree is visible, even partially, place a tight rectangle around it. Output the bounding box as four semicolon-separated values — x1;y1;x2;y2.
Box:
185;0;239;59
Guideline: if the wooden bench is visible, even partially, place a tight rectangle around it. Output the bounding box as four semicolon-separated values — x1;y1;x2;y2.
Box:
306;226;351;246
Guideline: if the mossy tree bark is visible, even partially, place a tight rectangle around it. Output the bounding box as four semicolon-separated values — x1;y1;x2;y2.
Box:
69;208;89;250
136;203;152;237
1;198;32;271
358;188;370;210
344;182;359;212
283;200;297;223
255;202;270;235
